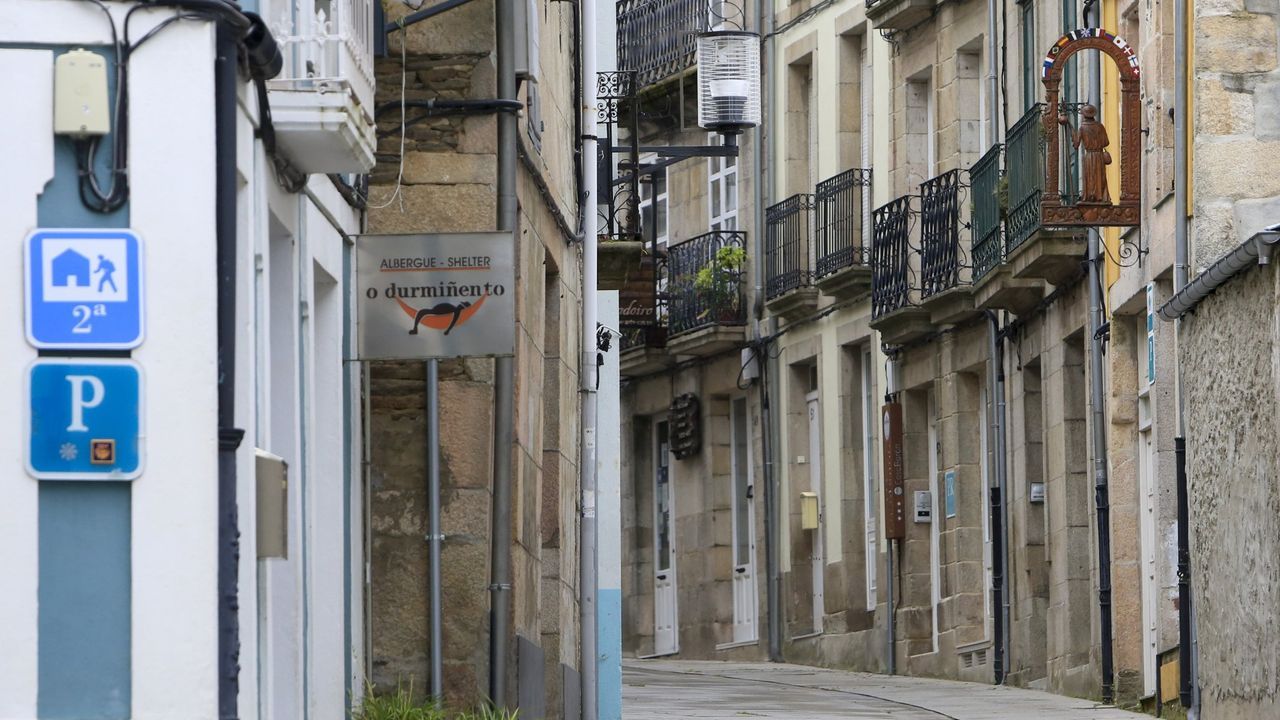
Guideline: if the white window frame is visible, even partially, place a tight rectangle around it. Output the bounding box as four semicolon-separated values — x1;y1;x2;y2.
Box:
638;152;669;249
708;134;739;231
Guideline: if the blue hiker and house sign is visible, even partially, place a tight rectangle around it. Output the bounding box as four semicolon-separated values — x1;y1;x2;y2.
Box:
24;228;144;349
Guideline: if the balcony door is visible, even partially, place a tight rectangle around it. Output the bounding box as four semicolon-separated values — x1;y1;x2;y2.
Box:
729;398;758;644
653;420;679;656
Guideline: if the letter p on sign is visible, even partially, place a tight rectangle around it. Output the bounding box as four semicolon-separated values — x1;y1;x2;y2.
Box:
65;375;105;432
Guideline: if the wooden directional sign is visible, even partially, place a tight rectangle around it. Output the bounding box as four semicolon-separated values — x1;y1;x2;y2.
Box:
881;401;906;540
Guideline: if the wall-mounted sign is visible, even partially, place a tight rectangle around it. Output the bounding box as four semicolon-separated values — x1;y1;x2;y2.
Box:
944;469;957;519
669;393;701;460
356;233;514;360
1041;28;1141;227
25;228;144;349
27;359;143;480
1030;481;1046;504
1146;283;1156;384
881;402;906;540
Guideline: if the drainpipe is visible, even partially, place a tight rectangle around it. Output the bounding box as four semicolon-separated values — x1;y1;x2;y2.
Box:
215;21;246;720
1083;4;1115;700
1172;0;1197;710
986;312;1009;684
985;0;999;144
757;0;783;664
427;360;443;701
490;0;518;704
580;0;600;711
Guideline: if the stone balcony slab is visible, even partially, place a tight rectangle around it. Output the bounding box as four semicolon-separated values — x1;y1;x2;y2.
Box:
869;305;933;345
765;287;820;323
972;266;1047;316
1007;229;1088;286
814;264;873;301
865;0;936;29
666;324;747;358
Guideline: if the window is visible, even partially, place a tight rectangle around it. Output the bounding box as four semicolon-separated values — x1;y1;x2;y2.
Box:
638;153;669;248
708;134;739;231
1021;0;1037;111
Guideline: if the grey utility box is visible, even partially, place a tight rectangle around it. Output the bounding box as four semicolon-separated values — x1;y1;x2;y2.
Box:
255;449;288;559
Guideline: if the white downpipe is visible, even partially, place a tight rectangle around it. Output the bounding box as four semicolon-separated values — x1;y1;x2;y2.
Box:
580;0;600;714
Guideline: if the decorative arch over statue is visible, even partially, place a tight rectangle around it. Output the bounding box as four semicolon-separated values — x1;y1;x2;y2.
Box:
1041;28;1141;227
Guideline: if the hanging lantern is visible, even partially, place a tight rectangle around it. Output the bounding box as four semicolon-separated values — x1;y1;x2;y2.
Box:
696;31;761;134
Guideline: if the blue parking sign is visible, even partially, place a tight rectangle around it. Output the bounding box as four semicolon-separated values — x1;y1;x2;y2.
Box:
25;228;144;349
27;360;143;480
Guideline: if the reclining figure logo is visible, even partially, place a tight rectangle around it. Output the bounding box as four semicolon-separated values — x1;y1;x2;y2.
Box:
408;301;472;335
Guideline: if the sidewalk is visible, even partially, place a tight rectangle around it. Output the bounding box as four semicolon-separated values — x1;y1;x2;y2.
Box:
624;660;1149;719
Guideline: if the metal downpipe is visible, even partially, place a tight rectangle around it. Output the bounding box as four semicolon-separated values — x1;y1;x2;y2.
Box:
986;312;1010;684
490;0;518;703
1083;0;1115;702
579;0;600;710
1172;0;1198;711
215;21;245;720
757;0;783;664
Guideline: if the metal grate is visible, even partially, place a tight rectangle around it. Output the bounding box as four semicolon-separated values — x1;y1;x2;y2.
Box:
765;194;815;299
970;145;1003;282
617;0;709;87
871;196;913;319
815;168;873;278
920;169;963;298
1005;103;1045;254
666;229;747;336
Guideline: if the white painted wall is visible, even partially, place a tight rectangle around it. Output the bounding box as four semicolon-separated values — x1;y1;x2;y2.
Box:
0;3;364;718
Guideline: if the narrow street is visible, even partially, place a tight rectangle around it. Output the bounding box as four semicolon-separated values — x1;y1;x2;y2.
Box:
623;661;1148;719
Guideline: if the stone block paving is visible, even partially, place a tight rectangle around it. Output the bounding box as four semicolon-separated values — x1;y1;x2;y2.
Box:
624;660;1149;719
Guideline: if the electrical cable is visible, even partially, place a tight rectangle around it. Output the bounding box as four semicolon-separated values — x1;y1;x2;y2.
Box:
366;36;410;210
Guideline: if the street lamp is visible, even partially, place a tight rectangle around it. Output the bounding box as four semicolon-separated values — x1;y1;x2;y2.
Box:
696;31;760;138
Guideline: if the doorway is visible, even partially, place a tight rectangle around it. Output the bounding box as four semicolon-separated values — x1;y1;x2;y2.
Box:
729;398;758;644
653;420;678;656
1138;395;1158;697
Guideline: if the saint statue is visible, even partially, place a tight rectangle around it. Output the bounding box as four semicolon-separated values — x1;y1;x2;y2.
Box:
1058;104;1111;204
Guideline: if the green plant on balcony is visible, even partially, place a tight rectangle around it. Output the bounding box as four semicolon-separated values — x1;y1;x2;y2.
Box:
692;245;745;322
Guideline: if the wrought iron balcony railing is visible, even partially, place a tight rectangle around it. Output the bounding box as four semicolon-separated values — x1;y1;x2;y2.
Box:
765;194;815;299
970;145;1003;282
871;196;913;319
617;0;709;87
815;168;873;278
1005;104;1045;254
666;230;747;336
919;169;964;298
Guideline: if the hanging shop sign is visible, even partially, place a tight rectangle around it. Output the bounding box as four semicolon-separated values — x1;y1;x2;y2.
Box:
356;233;515;360
881;402;906;540
618;253;664;348
1041;28;1141;227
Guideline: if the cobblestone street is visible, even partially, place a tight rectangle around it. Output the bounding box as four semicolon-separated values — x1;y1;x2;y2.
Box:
623;661;1149;719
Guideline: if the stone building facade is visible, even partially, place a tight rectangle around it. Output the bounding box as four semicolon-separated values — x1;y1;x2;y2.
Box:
1167;0;1280;716
364;0;585;717
616;0;1209;711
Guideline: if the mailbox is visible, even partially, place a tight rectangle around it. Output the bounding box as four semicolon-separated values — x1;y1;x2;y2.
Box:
800;491;820;530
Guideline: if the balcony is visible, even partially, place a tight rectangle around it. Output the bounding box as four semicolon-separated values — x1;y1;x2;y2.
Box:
814;168;873;300
617;0;709;88
765;194;819;320
664;230;748;356
970;142;1045;314
870;196;931;343
865;0;936;30
1003;103;1085;285
267;0;377;173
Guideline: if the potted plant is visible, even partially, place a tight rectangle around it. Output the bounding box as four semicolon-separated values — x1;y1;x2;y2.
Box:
692;245;745;323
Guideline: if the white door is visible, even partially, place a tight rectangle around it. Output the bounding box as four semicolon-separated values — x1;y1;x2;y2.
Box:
730;398;758;643
1139;424;1158;697
653;420;679;656
807;392;825;633
861;349;878;610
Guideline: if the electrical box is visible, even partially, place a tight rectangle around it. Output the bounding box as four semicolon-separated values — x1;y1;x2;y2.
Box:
913;490;932;523
256;449;288;559
54;49;110;137
800;492;819;530
1029;482;1046;504
739;347;759;384
513;0;540;81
